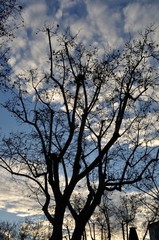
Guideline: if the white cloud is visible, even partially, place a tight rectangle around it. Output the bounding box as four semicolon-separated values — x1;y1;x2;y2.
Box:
0;169;42;218
9;0;159;78
123;3;159;33
23;1;48;28
85;0;124;48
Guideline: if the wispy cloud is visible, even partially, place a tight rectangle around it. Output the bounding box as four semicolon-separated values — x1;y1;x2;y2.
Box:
9;0;159;75
123;2;159;33
0;169;41;218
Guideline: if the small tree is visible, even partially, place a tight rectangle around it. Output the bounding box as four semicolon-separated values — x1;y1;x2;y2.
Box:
112;193;141;240
18;218;51;240
0;221;17;240
0;26;159;240
135;165;159;240
92;192;113;240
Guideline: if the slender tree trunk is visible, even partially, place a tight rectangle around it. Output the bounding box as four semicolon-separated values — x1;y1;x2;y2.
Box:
82;229;87;240
106;214;111;240
107;230;111;240
101;225;104;240
122;222;125;240
66;225;71;240
126;223;129;240
142;225;149;240
93;223;96;240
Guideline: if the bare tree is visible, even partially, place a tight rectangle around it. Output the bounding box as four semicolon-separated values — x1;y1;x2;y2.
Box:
0;0;22;37
0;221;17;240
0;0;22;88
135;164;159;240
0;25;159;240
18;218;51;240
92;192;113;240
112;193;141;240
99;193;114;240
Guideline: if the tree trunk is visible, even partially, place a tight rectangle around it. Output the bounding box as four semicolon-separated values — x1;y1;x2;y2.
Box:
71;222;86;240
49;204;65;240
122;222;126;240
126;223;129;240
49;221;63;240
106;214;111;240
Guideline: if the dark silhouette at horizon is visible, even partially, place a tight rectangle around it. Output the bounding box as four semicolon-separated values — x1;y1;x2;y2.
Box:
129;227;139;240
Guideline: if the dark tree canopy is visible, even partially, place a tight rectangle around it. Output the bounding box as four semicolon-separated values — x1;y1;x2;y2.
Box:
0;26;159;240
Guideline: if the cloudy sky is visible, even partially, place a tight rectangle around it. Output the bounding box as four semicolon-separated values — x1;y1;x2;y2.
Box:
0;0;159;235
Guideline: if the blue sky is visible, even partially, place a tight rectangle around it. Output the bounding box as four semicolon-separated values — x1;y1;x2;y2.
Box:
6;0;159;79
0;0;159;234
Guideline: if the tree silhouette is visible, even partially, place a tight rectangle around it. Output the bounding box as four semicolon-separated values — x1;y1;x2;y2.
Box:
0;0;22;88
0;221;17;239
129;227;139;240
135;166;159;239
0;26;159;239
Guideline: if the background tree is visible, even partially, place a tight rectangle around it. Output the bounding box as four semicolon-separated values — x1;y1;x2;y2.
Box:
0;0;22;88
0;26;159;240
85;191;142;240
0;221;17;240
112;193;141;240
135;164;159;239
92;192;114;240
0;219;51;240
18;218;51;240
